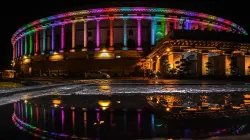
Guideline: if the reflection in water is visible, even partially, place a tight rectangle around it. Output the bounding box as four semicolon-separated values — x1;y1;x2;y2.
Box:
12;93;250;139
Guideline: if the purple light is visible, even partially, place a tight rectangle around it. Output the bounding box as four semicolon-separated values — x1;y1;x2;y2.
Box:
96;20;100;47
137;19;141;47
51;26;55;51
95;47;100;51
136;47;142;51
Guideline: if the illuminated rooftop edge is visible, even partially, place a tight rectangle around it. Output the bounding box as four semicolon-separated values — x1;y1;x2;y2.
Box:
11;7;248;45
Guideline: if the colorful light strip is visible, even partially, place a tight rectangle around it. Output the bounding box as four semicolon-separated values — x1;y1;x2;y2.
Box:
29;34;33;55
72;23;75;49
43;29;46;52
25;35;27;55
20;38;23;56
35;31;39;53
123;19;127;47
51;26;55;51
61;24;65;50
110;19;113;47
137;19;141;47
11;7;248;45
96;20;100;48
151;19;156;45
83;21;87;48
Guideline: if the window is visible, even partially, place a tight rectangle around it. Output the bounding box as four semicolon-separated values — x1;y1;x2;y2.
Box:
157;21;161;25
88;31;92;37
115;53;122;58
129;29;133;35
107;30;110;36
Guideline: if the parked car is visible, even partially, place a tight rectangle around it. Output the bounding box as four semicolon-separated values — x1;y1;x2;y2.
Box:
85;71;111;79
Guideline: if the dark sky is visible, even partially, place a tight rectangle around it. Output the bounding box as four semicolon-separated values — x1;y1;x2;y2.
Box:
1;0;249;70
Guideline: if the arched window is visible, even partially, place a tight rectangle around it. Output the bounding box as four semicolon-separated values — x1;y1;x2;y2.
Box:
88;31;92;37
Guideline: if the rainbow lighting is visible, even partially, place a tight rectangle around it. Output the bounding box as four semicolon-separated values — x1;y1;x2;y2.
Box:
10;7;249;62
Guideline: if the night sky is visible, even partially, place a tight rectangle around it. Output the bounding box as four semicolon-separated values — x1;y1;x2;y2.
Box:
1;0;249;70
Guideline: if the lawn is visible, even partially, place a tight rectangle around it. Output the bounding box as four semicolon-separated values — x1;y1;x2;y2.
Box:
0;82;23;88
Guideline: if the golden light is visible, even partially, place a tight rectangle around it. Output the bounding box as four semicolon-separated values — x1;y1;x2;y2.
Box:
101;107;108;110
52;99;61;104
23;55;28;59
166;107;170;112
53;52;58;55
53;104;59;108
166;48;170;52
71;107;75;110
23;58;31;64
244;94;250;99
98;100;111;107
100;52;109;57
49;54;64;61
102;49;107;52
24;100;28;103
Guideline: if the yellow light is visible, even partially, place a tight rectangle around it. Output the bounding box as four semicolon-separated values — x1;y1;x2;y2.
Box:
101;107;108;110
166;48;170;52
102;49;107;52
53;52;58;55
166;107;170;112
82;108;87;111
98;100;111;107
24;100;28;103
54;104;59;108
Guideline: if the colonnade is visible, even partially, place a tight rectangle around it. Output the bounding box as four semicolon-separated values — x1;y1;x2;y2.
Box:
13;18;227;60
147;51;250;76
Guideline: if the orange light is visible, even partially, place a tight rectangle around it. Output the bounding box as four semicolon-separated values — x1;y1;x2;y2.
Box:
52;100;61;104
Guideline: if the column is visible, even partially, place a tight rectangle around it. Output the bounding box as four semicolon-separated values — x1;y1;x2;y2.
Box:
42;29;46;54
197;53;209;76
245;54;250;76
189;21;192;30
17;40;19;58
18;39;21;57
123;19;127;50
174;20;178;29
168;51;183;69
51;26;55;52
165;19;169;35
35;31;39;55
224;54;231;76
60;24;65;53
95;20;100;51
151;18;156;46
109;18;114;50
29;34;33;55
155;56;160;72
137;19;142;50
185;20;189;30
13;44;15;60
25;35;27;55
179;19;184;29
200;23;205;31
20;37;23;57
71;22;75;52
16;43;18;58
83;21;87;51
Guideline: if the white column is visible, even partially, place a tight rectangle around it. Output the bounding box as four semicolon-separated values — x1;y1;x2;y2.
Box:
83;20;87;51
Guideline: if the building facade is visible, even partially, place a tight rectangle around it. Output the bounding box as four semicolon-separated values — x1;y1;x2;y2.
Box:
11;7;249;77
